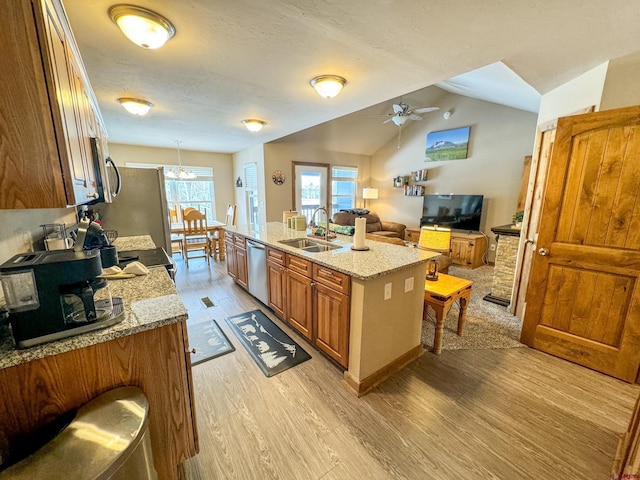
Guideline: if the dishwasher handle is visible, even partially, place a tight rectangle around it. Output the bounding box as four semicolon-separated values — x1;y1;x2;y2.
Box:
246;240;266;250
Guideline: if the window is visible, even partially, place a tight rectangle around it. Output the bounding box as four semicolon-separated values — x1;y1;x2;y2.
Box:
126;163;216;222
331;166;358;216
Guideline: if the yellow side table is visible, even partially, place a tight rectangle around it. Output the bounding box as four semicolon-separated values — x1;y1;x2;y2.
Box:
424;273;473;354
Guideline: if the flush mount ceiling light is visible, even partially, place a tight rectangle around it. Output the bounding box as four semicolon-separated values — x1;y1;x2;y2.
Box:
108;4;176;49
117;97;154;116
310;75;346;98
242;119;267;132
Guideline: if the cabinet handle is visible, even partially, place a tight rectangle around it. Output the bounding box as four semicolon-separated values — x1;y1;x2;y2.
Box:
86;193;98;199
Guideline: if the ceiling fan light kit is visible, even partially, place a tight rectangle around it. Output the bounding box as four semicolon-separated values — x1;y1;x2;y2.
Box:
242;119;267;132
310;75;346;98
108;4;176;49
117;97;154;116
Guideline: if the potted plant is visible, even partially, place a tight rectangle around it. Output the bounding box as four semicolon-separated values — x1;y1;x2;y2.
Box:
512;210;524;226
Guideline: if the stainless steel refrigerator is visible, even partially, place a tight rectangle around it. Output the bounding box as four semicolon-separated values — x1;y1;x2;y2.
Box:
94;167;171;253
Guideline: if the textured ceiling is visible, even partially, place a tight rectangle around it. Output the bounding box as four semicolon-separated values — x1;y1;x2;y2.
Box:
63;0;640;154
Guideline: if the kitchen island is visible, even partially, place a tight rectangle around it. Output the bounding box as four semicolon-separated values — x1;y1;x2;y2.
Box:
0;236;196;479
225;222;438;396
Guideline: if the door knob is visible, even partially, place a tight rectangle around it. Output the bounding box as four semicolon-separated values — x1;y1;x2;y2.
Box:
538;248;549;256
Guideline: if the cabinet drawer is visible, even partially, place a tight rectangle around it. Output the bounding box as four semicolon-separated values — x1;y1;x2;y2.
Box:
266;247;286;266
287;255;312;277
233;235;246;248
313;264;350;295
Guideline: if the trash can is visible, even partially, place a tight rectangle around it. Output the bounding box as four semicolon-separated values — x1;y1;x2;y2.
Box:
0;387;157;479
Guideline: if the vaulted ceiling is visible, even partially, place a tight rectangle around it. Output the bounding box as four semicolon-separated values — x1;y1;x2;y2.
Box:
63;0;640;154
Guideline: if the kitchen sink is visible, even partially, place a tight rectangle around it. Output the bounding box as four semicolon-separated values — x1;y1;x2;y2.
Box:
278;238;341;252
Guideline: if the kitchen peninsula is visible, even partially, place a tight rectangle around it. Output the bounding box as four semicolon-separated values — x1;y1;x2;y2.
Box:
0;236;196;480
225;222;437;396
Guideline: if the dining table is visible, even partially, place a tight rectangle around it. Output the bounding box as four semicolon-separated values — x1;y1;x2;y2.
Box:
170;220;227;260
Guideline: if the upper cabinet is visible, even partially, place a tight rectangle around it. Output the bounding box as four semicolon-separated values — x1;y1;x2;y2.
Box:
0;0;104;209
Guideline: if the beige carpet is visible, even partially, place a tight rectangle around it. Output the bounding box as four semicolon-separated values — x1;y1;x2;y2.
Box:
421;265;525;351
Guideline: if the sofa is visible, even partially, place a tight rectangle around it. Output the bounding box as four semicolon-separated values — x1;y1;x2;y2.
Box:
332;210;406;239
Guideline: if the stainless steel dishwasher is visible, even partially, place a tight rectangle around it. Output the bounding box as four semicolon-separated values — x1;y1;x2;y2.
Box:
246;240;268;305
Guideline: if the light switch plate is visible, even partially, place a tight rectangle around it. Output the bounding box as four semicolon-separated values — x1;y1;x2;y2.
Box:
404;277;414;293
384;283;392;300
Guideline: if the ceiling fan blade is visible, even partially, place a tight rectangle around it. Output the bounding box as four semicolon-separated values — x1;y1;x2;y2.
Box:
408;114;423;121
413;106;440;114
383;117;395;124
392;104;404;114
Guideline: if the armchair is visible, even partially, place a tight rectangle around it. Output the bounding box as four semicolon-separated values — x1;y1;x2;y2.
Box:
332;210;406;239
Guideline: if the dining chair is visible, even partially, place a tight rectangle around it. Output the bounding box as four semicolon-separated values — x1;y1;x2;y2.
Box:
181;208;210;268
209;204;236;260
168;208;183;257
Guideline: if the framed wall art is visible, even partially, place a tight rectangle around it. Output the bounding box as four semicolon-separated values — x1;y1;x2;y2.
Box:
425;126;470;162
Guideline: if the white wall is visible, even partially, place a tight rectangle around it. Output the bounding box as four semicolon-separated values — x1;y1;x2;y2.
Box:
601;51;640;111
232;144;266;227
108;143;234;222
371;93;538;261
536;62;608;125
263;144;372;222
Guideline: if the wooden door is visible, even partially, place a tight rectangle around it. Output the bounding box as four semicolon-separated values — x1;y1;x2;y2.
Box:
521;105;640;382
511;123;557;318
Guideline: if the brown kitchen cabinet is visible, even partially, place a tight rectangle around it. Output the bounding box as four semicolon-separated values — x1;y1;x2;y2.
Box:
450;232;487;269
313;265;350;368
1;0;102;209
286;255;314;340
234;235;248;289
0;321;198;480
266;247;287;320
225;234;237;279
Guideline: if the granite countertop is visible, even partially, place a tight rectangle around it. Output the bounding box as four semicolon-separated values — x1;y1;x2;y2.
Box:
114;235;156;251
226;222;437;280
0;236;187;370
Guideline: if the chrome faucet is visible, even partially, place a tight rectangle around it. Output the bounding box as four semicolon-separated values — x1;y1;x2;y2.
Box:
311;207;330;241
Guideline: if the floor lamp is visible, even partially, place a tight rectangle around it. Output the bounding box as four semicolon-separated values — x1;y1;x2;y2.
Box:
363;187;378;210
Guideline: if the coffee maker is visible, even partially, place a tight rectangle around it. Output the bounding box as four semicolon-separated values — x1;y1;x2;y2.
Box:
0;249;124;348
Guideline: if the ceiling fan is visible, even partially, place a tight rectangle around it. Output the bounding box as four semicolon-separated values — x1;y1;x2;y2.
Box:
383;102;440;126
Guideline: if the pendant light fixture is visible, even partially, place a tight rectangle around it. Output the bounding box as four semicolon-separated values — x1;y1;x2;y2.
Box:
117;97;154;116
310;75;347;98
165;141;196;180
108;5;176;49
241;119;267;132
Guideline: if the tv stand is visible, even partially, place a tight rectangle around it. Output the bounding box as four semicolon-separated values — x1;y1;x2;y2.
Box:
405;229;487;269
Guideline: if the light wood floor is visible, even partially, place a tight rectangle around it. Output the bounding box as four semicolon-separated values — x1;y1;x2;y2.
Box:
175;256;640;480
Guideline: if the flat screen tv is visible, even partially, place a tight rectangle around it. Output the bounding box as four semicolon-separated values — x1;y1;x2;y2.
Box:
421;194;484;232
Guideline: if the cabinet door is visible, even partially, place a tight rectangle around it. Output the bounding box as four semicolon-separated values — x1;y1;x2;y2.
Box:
286;269;313;339
314;283;350;369
235;247;248;289
225;241;236;279
450;238;471;266
42;0;97;203
267;259;287;320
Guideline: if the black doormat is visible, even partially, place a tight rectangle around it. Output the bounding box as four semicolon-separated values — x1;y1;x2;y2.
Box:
225;310;311;377
187;319;235;366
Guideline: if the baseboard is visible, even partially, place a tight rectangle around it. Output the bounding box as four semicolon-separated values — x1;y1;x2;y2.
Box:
342;345;424;397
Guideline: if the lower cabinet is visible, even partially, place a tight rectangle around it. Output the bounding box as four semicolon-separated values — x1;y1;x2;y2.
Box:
286;269;313;339
233;238;351;369
225;236;236;279
450;233;487;269
266;253;287;319
314;282;350;368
